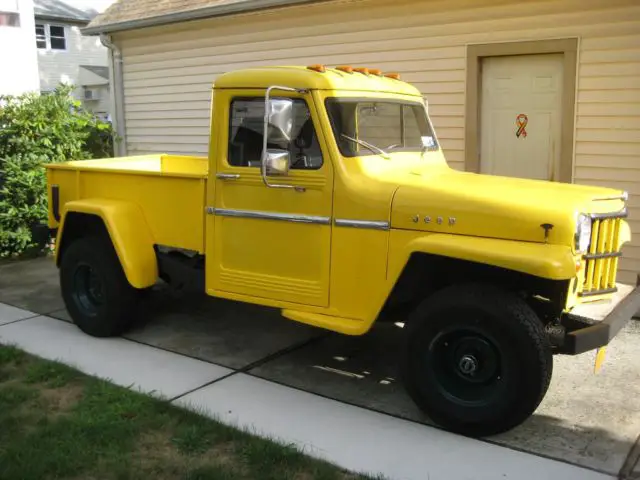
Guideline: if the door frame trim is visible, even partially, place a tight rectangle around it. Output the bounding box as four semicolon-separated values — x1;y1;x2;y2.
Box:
465;38;578;183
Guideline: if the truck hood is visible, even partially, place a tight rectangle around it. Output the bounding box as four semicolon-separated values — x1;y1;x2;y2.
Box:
390;168;626;247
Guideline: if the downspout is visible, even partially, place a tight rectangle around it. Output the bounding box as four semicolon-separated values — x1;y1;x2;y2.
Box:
100;34;127;157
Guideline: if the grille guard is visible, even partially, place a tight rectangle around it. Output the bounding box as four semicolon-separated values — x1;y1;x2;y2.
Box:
578;209;627;297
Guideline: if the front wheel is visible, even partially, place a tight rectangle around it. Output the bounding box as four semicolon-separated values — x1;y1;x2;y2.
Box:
60;235;142;337
401;284;553;437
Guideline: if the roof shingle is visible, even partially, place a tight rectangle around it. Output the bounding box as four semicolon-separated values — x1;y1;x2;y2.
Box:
84;0;321;34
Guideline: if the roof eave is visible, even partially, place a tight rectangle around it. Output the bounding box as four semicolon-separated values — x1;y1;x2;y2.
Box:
35;14;91;25
81;0;320;35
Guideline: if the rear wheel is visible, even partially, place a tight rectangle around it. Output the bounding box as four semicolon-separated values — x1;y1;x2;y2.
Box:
60;235;142;337
401;283;552;437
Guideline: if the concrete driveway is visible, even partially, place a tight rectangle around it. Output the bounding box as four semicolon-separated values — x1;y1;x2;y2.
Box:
1;256;639;479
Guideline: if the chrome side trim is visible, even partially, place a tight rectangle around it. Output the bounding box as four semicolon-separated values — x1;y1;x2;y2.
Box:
211;208;330;225
334;219;390;231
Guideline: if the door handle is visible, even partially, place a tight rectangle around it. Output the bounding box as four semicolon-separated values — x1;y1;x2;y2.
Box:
216;173;240;181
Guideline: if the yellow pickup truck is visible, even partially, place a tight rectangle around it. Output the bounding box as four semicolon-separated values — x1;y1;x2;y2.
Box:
46;64;640;437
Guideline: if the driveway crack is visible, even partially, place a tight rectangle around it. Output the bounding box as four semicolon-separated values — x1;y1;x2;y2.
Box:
166;333;328;403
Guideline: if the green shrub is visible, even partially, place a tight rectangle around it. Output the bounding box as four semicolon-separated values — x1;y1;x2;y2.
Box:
0;84;115;258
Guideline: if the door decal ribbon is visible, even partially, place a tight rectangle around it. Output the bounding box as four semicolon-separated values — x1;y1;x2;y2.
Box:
516;113;528;138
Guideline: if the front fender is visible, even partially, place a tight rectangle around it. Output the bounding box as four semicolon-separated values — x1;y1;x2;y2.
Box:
388;230;578;283
56;199;158;289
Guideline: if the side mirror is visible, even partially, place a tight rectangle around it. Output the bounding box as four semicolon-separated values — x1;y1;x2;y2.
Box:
260;85;305;192
266;98;294;142
265;149;290;176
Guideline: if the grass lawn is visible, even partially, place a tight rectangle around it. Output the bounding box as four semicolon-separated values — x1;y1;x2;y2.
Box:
0;345;379;480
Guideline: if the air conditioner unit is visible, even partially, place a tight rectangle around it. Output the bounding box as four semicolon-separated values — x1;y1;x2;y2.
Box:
83;88;100;100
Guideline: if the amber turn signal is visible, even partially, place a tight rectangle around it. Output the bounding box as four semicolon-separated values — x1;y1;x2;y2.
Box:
384;72;401;80
335;65;353;73
307;64;326;73
353;67;369;75
369;68;382;76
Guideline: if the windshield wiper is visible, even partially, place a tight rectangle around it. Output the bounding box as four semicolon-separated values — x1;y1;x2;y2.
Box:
340;134;390;159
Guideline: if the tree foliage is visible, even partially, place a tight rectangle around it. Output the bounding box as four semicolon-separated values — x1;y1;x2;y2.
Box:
0;84;115;258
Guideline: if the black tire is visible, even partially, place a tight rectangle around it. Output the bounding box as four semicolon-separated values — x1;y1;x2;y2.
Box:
401;283;553;437
60;235;142;337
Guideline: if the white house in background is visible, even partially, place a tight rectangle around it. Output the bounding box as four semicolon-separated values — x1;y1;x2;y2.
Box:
0;0;39;96
33;0;114;119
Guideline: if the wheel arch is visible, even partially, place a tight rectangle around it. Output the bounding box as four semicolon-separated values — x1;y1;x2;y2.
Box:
377;235;576;325
55;199;158;289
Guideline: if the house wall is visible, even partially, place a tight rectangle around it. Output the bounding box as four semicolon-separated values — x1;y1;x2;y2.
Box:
92;83;111;119
113;0;640;284
0;0;39;95
77;67;111;118
80;83;111;119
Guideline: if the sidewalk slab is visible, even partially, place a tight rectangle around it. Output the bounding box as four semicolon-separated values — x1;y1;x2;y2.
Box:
0;303;37;325
0;315;231;399
175;373;614;480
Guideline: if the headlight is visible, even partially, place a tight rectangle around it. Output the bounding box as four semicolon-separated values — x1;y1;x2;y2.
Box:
575;214;592;252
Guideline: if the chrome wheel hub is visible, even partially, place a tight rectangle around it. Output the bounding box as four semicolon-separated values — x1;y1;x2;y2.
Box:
458;354;479;376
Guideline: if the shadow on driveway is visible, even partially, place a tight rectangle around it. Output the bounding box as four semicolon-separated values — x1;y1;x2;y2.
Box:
1;256;639;477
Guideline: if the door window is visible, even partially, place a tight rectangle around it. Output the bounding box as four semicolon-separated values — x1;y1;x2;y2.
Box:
228;98;323;170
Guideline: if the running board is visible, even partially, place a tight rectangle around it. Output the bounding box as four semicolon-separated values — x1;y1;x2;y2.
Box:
281;310;370;336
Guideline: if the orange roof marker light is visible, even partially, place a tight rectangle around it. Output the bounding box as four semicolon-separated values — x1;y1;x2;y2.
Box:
369;68;382;76
335;65;353;73
353;67;369;75
307;64;326;73
384;72;401;80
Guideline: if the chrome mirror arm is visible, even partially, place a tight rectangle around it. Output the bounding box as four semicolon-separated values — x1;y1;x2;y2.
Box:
262;85;307;193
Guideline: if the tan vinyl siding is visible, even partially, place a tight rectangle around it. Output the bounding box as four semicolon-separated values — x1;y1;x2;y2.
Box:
115;0;640;283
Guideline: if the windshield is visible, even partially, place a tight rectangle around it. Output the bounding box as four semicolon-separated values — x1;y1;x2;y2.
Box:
325;98;438;157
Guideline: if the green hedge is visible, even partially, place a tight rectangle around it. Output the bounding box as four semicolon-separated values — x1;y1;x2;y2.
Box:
0;84;116;258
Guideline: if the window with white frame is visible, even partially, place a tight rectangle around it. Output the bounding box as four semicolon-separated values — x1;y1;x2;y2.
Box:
35;23;67;50
35;24;46;47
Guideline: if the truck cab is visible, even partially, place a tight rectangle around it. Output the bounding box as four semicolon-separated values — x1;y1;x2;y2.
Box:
46;64;640;437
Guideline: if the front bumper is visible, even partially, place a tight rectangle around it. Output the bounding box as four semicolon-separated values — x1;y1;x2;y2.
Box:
559;282;640;354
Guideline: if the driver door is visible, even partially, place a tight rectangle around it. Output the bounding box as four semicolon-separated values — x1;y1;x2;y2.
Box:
207;89;333;307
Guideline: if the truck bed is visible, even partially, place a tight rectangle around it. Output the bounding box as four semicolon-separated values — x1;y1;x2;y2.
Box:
46;154;209;253
47;154;209;178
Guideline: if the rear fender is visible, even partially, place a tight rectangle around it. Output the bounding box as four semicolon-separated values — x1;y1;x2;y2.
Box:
56;199;158;289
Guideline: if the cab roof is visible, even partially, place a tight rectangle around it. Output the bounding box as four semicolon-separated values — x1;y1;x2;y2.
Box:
213;66;423;97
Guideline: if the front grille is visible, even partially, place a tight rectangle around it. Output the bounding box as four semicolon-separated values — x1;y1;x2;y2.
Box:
579;210;627;297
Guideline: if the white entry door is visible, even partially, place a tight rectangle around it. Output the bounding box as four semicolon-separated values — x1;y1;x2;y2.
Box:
480;54;563;180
